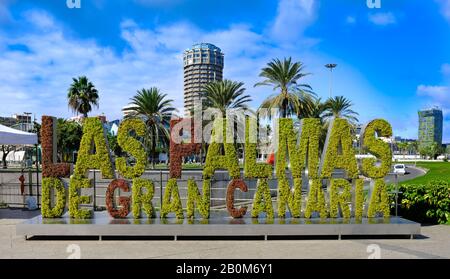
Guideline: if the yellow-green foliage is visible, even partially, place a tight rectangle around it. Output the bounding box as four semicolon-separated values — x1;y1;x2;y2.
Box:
329;179;351;218
186;178;210;219
203;118;240;179
367;178;390;218
69;176;92;219
251;178;274;218
304;179;327;218
73;117;114;179
361;119;393;179
276;118;321;179
116;118;147;179
160;178;184;219
244;118;272;178
354;179;364;218
41;177;66;218
320;118;358;179
277;178;302;218
132;178;155;218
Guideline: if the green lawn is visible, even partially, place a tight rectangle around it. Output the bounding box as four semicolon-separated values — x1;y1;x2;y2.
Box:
400;161;450;185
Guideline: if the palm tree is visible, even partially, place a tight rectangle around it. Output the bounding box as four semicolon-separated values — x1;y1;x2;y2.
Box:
255;57;314;118
123;87;176;168
202;79;251;116
67;76;99;117
323;96;359;123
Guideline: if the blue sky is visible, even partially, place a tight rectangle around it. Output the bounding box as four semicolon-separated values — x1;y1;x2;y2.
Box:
0;0;449;141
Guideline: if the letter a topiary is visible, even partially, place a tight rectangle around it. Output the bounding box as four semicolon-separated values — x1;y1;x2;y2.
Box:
367;178;390;218
116;118;147;179
251;178;274;219
277;178;302;218
41;177;66;218
304;179;327;218
244;117;272;178
132;178;155;218
160;178;184;219
320;118;358;179
361;119;392;179
276;118;321;179
203;118;240;179
329;179;351;218
186;178;210;219
73;117;115;179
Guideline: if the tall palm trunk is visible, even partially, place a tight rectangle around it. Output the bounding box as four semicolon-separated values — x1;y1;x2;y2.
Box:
152;131;156;169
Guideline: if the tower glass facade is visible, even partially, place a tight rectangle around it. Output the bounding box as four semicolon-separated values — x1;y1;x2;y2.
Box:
183;43;224;114
418;108;443;147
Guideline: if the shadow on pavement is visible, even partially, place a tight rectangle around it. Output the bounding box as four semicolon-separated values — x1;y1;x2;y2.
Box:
0;208;41;219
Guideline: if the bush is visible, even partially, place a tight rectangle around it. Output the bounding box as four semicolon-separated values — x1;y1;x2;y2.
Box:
394;180;450;224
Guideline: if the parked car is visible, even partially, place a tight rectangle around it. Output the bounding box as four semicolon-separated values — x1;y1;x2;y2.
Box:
393;164;406;175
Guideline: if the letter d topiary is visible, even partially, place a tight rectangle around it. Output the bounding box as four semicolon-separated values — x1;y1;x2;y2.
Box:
41;177;66;218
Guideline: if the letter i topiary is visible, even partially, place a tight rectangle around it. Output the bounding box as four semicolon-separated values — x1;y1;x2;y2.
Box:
244;117;272;178
186;178;210;219
160;178;184;219
354;179;364;218
251;178;274;219
203;118;240;179
41;177;66;218
361;119;393;179
277;177;302;218
132;178;155;218
329;179;351;218
116;118;147;179
69;176;92;219
304;179;327;218
367;178;390;218
320;118;358;179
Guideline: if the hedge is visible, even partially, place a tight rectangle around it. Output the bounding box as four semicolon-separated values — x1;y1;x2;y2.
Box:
277;177;302;218
186;178;210;219
251;178;274;219
329;178;351;218
132;178;156;218
69;176;92;219
367;178;390;218
226;179;248;218
41;116;71;178
116;118;147;179
320;118;358;179
106;179;130;218
160;178;184;219
73;117;115;179
276;118;321;179
244;117;272;179
361;119;393;179
41;177;66;218
304;179;327;218
169;118;201;178
203;118;240;179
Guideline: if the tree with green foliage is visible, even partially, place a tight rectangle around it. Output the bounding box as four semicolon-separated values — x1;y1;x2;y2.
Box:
323;96;359;124
202;79;251;116
67;76;99;117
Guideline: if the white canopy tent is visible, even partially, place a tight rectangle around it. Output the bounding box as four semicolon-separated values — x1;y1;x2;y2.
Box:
0;123;37;145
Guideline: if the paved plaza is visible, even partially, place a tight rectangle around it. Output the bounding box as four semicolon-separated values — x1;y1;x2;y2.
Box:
0;210;449;259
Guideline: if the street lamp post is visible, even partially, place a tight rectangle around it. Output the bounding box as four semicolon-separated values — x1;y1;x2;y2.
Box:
325;64;337;99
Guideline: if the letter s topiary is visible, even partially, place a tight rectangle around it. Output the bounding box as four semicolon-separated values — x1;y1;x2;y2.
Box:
361;119;392;179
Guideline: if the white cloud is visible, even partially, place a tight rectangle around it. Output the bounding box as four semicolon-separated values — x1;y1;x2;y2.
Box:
417;85;450;104
346;16;356;24
270;0;318;43
0;0;12;23
436;0;450;22
368;12;396;26
442;63;450;76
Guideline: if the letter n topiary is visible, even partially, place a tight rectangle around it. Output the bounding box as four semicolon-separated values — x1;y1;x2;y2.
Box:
367;178;390;218
203;118;240;179
361;119;392;179
160;178;184;219
116;118;147;179
251;178;274;219
186;178;210;219
41;177;66;218
132;178;155;218
329;179;351;218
